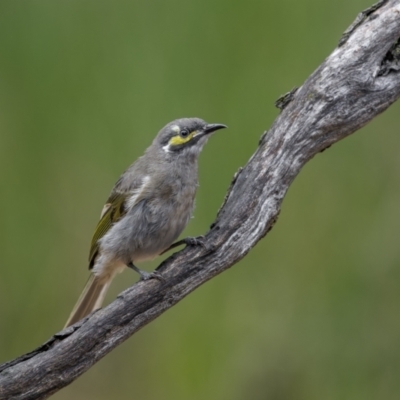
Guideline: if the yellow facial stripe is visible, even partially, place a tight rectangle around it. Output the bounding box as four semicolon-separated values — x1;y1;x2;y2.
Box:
169;131;195;146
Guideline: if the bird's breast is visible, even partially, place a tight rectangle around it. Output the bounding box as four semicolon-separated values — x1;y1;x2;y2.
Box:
155;174;197;224
98;169;198;264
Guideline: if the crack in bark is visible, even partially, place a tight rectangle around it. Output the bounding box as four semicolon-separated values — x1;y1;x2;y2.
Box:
379;36;400;75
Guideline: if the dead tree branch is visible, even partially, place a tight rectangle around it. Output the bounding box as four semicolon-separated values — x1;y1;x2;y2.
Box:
1;0;400;398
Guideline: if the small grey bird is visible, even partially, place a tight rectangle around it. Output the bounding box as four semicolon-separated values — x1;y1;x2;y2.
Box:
65;118;227;327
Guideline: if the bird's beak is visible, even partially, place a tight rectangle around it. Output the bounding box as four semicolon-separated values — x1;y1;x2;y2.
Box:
193;123;227;140
203;123;228;135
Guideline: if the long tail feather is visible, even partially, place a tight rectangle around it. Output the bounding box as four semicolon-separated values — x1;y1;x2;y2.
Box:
64;274;111;328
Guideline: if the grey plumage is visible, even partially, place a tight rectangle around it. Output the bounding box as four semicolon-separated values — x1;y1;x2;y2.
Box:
65;118;226;327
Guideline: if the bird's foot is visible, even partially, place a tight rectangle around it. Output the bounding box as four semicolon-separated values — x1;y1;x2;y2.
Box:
181;235;207;248
127;262;164;282
139;270;164;282
161;235;211;255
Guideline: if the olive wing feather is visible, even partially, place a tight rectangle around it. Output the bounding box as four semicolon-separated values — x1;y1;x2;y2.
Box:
88;191;127;269
88;173;150;269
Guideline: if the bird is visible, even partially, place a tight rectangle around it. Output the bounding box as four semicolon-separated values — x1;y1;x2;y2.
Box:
64;118;227;327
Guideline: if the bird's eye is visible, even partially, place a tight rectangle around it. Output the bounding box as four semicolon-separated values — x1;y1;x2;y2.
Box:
180;129;190;138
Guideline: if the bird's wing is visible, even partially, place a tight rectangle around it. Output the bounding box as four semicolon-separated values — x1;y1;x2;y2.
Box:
88;191;127;269
88;176;150;269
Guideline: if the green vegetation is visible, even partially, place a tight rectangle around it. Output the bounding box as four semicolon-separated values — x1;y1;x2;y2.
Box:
1;1;399;399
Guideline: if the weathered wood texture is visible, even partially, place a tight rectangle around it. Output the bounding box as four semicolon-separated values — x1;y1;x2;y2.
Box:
1;0;400;398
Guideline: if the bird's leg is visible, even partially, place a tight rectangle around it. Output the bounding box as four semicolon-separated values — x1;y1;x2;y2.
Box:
161;235;207;255
127;262;164;281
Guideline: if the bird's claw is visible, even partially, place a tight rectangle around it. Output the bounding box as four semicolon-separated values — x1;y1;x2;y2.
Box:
139;270;164;282
160;235;212;255
184;235;215;252
183;235;206;248
128;261;164;282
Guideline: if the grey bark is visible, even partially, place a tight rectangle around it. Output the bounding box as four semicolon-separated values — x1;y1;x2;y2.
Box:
1;0;400;398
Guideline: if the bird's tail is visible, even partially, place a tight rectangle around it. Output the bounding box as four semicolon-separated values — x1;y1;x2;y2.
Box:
64;274;112;328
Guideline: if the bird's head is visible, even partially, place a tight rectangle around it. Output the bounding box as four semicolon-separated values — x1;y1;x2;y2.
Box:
154;118;227;157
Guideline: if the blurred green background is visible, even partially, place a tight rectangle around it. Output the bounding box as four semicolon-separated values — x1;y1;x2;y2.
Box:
1;0;400;399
